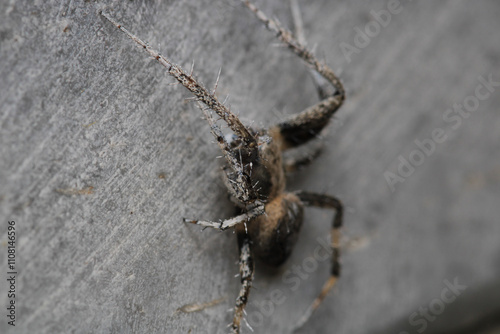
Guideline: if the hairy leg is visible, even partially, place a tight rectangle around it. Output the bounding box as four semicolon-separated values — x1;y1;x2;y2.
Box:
294;190;343;330
100;11;259;203
183;204;264;231
230;234;254;334
240;0;345;149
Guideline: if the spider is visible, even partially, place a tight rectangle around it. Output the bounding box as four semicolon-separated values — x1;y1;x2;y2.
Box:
101;1;345;332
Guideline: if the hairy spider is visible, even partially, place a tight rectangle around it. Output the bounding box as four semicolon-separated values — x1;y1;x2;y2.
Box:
101;1;345;332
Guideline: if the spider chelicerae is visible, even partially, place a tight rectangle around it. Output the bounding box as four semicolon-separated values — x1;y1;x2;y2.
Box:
101;1;345;332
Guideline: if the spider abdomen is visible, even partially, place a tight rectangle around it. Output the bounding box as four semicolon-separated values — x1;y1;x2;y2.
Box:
244;192;304;266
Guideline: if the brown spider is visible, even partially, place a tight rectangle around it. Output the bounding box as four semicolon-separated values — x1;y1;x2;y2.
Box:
101;1;345;332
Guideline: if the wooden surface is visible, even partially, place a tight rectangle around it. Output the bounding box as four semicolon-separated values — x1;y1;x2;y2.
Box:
1;0;499;333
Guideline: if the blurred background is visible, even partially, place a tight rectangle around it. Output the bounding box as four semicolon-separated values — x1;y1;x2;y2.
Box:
0;0;499;333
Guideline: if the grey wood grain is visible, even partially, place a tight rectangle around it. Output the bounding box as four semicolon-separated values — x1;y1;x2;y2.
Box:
1;0;499;333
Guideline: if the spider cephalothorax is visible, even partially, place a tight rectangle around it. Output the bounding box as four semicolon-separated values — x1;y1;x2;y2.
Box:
101;1;345;332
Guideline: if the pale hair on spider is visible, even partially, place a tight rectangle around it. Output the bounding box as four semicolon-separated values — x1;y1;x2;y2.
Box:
100;0;345;332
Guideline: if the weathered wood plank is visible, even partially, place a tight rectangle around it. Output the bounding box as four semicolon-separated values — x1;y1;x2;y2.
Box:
1;0;499;333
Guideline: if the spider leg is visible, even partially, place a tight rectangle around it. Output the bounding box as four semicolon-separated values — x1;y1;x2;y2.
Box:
100;12;259;203
283;143;322;173
183;204;264;231
293;190;343;330
240;0;345;149
196;102;258;203
290;0;335;101
100;12;256;147
230;234;254;334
